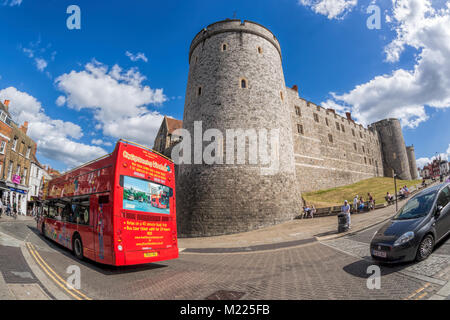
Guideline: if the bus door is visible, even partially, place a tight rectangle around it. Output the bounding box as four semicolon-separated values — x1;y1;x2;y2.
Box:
93;193;113;264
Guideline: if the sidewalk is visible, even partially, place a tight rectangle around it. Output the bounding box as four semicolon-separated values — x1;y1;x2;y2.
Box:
179;198;410;251
0;214;34;223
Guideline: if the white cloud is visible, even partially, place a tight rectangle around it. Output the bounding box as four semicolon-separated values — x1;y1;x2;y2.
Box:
0;86;106;167
35;58;48;71
55;60;167;146
322;0;450;128
3;0;22;6
125;51;148;63
55;95;66;106
91;139;113;147
298;0;357;19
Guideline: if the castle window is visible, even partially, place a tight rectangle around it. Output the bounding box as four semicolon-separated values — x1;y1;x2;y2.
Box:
335;122;340;131
295;106;301;116
360;132;363;138
221;43;228;51
328;134;333;143
393;152;397;159
362;145;365;153
197;86;202;96
307;102;310;107
353;143;357;151
297;124;304;135
316;106;320;111
280;91;284;101
325;118;329;126
341;124;345;132
313;113;319;122
257;46;263;54
352;129;355;137
240;78;248;89
364;157;367;164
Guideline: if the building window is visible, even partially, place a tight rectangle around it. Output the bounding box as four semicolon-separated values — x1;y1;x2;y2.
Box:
257;46;263;54
328;134;333;143
362;145;365;153
352;129;355;137
325;118;329;126
241;79;247;89
12;137;18;151
20;141;25;155
7;161;13;181
26;146;31;159
0;112;6;122
221;43;228;51
313;113;319;122
335;122;340;131
280;91;284;101
393;152;397;159
353;143;357;151
297;124;304;135
23;167;27;180
197;86;202;96
295;106;301;116
364;157;367;164
16;164;21;176
341;124;345;132
360;132;363;138
0;141;5;154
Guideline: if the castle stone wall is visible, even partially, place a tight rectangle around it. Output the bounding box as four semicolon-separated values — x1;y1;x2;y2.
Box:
406;145;419;180
177;20;301;237
287;88;384;192
371;119;411;180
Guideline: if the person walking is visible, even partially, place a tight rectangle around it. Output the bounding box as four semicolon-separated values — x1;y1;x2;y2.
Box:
0;198;3;218
341;200;351;229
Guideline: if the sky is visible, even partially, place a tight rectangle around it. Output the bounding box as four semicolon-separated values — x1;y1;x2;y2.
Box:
0;0;449;171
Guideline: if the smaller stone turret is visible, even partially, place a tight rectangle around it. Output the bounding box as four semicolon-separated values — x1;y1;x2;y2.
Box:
406;145;418;180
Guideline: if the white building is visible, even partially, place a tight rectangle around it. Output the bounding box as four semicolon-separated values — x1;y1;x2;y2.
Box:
27;154;51;214
440;160;449;176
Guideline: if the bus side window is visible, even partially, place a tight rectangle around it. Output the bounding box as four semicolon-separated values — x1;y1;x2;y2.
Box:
73;197;90;225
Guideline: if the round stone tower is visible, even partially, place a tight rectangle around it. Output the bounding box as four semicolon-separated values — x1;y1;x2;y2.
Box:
372;118;412;180
176;19;301;237
406;145;419;180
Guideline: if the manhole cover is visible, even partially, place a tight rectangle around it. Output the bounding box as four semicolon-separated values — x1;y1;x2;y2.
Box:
205;290;246;300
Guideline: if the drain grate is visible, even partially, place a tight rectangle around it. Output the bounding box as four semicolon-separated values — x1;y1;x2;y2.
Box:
205;290;246;300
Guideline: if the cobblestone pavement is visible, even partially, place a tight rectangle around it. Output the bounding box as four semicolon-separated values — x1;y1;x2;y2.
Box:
1;221;447;300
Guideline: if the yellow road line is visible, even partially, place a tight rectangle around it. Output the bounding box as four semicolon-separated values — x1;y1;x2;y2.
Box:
406;283;430;300
28;243;92;300
416;292;428;300
26;242;92;300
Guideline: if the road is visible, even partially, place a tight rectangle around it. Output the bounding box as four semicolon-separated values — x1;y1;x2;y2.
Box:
1;218;449;300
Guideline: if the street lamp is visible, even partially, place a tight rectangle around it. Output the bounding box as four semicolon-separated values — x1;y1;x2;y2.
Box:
392;169;398;212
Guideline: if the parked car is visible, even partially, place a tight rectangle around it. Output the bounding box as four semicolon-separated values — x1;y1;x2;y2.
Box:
370;183;450;263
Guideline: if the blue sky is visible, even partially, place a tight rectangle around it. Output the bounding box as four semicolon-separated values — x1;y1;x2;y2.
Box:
0;0;449;171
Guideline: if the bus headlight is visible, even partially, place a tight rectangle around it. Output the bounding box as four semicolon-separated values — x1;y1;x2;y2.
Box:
118;244;123;251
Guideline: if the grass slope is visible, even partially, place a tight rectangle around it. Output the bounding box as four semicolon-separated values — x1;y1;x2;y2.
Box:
303;177;423;208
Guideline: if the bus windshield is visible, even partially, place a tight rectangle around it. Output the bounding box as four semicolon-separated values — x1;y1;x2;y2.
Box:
122;175;172;214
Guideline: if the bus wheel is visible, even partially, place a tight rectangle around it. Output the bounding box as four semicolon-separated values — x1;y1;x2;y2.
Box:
73;235;84;260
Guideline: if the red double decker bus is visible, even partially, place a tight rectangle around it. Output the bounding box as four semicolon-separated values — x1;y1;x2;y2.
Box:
37;140;178;266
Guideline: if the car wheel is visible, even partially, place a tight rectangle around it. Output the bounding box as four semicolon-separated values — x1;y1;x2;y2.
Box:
73;235;84;260
416;234;434;262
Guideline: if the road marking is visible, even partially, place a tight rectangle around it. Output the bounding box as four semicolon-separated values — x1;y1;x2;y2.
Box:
25;242;92;300
406;283;430;300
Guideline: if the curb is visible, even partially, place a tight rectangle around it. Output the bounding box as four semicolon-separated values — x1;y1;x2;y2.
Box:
182;237;317;254
315;215;393;242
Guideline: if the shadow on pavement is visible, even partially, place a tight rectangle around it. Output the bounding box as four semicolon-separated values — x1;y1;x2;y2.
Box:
26;225;168;275
342;259;415;278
